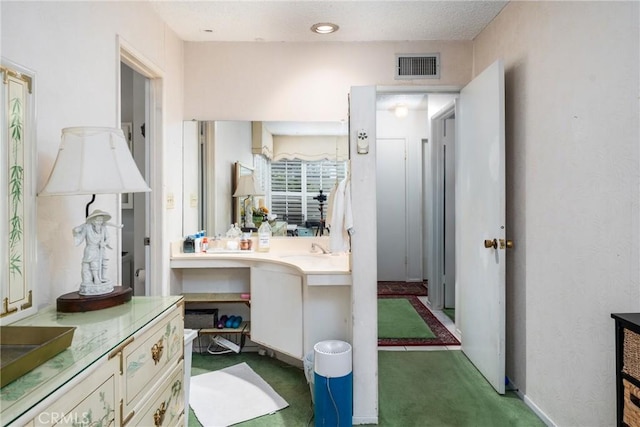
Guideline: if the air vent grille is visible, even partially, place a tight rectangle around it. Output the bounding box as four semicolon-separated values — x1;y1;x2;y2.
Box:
396;54;440;79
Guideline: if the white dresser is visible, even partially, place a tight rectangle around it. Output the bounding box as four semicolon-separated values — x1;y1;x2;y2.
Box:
1;296;184;427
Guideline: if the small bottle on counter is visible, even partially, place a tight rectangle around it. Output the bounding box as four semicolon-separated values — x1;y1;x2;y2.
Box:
239;233;253;251
194;232;202;253
257;216;271;252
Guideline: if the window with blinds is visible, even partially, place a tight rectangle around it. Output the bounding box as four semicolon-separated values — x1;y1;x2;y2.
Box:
271;159;347;225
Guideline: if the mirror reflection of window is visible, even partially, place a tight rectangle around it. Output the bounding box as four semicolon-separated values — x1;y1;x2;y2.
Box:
270;159;347;226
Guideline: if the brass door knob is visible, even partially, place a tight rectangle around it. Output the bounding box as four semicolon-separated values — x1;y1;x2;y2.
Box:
484;239;497;249
498;239;514;250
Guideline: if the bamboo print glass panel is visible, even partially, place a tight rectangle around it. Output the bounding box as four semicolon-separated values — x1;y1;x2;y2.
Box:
1;63;34;322
8;75;26;300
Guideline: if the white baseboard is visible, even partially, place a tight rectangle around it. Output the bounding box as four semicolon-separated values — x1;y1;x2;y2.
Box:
510;380;556;426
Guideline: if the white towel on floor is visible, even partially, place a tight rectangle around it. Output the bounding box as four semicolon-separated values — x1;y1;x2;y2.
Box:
189;362;288;427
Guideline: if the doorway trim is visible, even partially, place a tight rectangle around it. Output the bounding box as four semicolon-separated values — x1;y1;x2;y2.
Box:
429;101;456;310
117;36;165;296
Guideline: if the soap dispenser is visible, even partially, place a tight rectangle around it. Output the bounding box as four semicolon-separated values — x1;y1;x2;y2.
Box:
257;215;271;252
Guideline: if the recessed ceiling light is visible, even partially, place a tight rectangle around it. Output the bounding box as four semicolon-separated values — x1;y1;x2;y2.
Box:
311;23;339;34
394;104;409;118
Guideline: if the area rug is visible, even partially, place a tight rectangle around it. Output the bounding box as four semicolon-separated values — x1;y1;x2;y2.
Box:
377;281;428;296
189;362;288;426
378;295;460;346
378;298;435;339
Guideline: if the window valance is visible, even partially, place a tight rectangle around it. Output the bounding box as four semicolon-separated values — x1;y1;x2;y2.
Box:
273;135;348;161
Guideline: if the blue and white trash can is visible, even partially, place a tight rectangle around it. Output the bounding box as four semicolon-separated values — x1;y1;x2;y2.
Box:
313;340;352;427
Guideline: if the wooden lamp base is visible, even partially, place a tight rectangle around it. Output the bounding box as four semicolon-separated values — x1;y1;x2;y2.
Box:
57;286;132;312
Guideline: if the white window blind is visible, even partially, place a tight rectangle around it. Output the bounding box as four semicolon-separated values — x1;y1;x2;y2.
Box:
271;159;347;225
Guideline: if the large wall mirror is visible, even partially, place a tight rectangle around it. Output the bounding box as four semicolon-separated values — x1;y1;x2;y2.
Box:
182;120;348;238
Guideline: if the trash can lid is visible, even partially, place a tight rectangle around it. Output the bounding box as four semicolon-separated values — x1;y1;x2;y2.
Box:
314;340;352;355
314;340;352;377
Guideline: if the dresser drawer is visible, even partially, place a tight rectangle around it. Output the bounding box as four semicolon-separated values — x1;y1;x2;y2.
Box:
127;360;184;427
623;379;640;427
624;329;640;382
122;306;184;415
33;356;119;427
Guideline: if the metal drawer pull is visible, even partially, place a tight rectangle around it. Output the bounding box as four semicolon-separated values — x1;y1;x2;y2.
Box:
151;338;164;365
153;401;166;426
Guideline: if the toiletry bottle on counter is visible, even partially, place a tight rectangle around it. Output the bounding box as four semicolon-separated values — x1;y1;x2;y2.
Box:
257;216;271;252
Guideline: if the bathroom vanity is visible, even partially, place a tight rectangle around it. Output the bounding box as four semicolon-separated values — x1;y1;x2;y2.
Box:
170;237;352;359
1;296;184;427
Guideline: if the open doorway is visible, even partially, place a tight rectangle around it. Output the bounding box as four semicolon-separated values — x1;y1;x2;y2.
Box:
120;62;148;295
118;38;164;296
375;91;458;333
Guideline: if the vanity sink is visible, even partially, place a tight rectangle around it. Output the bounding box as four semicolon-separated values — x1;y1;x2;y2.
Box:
277;252;350;272
0;326;76;388
279;253;333;262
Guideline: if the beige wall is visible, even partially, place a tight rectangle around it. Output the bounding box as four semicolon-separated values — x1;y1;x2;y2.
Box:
184;41;472;121
473;2;639;425
1;1;185;302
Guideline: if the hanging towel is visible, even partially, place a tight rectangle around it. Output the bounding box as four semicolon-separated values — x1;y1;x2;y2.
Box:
327;177;353;253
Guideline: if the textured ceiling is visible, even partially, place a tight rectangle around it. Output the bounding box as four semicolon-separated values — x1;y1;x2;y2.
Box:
151;1;508;43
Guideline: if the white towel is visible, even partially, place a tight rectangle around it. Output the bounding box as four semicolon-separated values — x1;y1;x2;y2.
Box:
327;177;353;253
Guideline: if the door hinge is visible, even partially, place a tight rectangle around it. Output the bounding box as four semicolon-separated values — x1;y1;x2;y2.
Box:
144;237;150;246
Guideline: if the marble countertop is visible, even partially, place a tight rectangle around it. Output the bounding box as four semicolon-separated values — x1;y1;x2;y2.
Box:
0;296;182;426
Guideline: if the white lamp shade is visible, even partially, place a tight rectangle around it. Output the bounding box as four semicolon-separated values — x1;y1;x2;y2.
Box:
39;127;151;196
233;174;263;197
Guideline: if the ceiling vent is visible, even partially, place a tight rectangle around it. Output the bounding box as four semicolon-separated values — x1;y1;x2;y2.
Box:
395;53;440;80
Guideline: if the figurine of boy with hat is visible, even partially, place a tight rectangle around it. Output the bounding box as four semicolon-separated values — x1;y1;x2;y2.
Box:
73;209;120;295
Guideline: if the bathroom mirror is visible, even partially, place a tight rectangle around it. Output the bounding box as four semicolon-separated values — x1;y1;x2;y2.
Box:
182;120;348;237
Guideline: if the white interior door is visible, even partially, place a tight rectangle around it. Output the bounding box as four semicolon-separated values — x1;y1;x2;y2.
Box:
376;138;407;281
456;59;506;394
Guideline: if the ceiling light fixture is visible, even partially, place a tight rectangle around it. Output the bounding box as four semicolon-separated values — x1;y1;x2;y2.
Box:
394;104;409;118
311;23;339;34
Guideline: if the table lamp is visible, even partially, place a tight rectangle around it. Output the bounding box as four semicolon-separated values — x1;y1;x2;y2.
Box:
233;173;263;229
39;127;151;312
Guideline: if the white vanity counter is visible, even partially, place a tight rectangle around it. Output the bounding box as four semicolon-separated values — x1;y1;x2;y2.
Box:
169;237;352;286
170;236;352;359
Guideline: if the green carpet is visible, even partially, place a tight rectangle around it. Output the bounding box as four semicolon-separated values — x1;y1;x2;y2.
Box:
378;298;435;339
187;351;544;427
378;351;544;426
